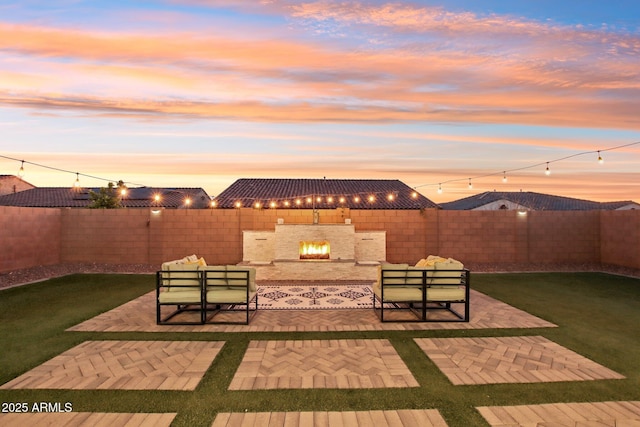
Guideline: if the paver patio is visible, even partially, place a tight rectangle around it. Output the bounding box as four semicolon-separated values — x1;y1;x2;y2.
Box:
67;288;556;333
212;409;449;427
228;339;419;390
1;340;224;391
415;336;625;385
476;401;640;426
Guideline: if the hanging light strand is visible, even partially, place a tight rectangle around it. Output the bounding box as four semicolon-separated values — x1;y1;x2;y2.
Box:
413;141;640;191
0;154;146;187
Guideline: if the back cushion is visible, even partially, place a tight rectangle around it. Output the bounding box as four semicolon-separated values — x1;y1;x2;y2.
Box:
381;264;408;285
430;260;464;285
167;263;201;288
204;266;228;286
406;267;427;285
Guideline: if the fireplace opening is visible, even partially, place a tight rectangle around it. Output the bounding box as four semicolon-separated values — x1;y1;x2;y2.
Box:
299;240;330;260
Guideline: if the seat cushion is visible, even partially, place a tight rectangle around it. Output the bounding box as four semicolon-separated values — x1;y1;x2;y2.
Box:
159;289;202;304
206;289;256;304
374;286;423;302
426;287;466;301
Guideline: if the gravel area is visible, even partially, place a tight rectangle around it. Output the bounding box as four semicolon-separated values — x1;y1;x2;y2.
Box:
1;262;638;290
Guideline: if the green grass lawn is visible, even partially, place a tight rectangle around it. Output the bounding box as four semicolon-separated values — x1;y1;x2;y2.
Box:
1;272;639;426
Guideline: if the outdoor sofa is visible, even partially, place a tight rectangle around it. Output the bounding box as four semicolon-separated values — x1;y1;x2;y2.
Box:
156;255;258;325
373;256;470;322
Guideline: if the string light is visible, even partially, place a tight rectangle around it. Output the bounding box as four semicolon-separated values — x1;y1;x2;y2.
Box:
3;140;638;207
411;141;640;193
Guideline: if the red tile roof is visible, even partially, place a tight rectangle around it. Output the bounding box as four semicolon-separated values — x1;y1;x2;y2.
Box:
213;178;438;209
0;187;211;209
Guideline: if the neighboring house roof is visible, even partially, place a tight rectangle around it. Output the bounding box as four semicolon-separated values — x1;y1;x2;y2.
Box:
0;175;36;196
439;191;638;211
213;178;438;209
0;187;211;209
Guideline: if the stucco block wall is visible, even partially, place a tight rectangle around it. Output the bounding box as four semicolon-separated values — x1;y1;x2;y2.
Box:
436;210;523;264
0;206;61;272
60;208;151;264
1;206;639;274
527;211;600;263
601;210;640;268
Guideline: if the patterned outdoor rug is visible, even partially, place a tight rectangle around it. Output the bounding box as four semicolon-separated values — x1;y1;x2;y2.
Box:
249;285;375;310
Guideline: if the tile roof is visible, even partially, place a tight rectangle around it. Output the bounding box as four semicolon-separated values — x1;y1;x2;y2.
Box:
439;191;638;211
0;187;211;209
213;178;438;209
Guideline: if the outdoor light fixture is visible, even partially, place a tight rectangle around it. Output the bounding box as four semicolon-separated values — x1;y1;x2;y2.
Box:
74;173;81;188
598;151;604;164
368;195;375;203
468;179;472;189
545;163;551;176
502;172;507;183
411;191;418;199
18;160;25;177
354;196;360;203
235;201;242;208
210;200;217;208
184;198;191;207
339;196;346;203
438;184;442;194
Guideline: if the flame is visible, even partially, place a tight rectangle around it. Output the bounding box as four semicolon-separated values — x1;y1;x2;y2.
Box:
299;240;330;259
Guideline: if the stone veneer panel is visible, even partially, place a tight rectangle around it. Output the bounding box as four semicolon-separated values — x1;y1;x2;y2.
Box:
275;224;356;260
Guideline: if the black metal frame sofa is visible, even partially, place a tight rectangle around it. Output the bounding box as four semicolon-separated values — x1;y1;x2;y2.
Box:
373;256;470;322
156;256;258;325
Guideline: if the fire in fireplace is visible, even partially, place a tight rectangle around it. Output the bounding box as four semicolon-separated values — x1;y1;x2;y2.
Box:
299;240;330;260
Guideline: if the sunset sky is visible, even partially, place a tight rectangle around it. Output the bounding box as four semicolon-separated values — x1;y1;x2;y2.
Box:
1;0;639;203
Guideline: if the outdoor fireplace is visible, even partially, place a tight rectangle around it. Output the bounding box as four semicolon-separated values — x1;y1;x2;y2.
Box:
299;240;330;260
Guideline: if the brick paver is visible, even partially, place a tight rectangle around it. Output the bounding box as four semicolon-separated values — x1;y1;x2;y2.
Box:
228;339;419;390
415;336;625;385
212;409;448;426
476;401;640;426
67;289;556;333
1;341;224;390
0;412;176;427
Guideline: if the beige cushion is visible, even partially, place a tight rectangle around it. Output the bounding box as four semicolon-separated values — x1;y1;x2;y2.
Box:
202;266;227;286
166;262;200;291
427;287;466;301
206;288;256;304
159;289;202;304
373;286;422;302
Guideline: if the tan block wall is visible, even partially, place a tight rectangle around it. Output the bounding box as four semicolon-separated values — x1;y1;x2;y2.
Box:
527;211;600;263
601;210;640;269
1;206;639;274
0;206;61;272
60;208;152;264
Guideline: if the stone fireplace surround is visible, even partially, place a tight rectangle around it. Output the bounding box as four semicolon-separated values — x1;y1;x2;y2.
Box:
242;223;386;281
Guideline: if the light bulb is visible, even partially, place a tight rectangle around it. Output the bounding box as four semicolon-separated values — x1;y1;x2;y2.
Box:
468;179;472;189
545;163;551;176
18;161;25;177
74;173;81;188
437;184;442;194
502;172;507;183
598;151;604;164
